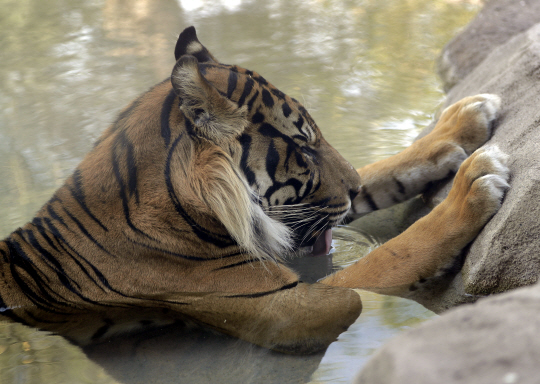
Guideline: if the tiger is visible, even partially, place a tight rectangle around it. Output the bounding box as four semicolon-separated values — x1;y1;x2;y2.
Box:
0;26;509;354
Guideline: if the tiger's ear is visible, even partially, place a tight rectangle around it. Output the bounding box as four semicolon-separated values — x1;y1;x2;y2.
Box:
171;55;248;143
175;26;217;63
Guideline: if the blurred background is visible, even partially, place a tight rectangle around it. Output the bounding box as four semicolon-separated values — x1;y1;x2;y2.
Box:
0;0;481;383
0;0;481;236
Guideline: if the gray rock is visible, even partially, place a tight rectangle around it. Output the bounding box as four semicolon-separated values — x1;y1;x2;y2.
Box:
355;3;540;382
437;0;540;91
354;283;540;384
417;22;540;309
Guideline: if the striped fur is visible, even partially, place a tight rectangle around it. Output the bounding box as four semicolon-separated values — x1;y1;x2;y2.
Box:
0;26;362;352
0;27;504;355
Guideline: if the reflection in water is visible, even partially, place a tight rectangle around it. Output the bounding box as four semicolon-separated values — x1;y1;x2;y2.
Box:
0;323;118;384
0;0;480;383
310;291;434;383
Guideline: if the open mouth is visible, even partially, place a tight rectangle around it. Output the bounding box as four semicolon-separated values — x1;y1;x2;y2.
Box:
266;203;349;257
294;224;334;257
309;228;333;256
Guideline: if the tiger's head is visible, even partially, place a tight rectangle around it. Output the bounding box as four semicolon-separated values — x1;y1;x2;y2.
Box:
167;27;361;260
76;26;360;264
171;27;360;258
1;26;361;348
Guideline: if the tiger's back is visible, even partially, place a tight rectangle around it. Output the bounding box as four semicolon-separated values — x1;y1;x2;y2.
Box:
0;26;506;355
0;27;362;351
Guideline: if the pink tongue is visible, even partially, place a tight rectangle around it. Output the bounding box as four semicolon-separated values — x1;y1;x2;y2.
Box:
310;229;332;257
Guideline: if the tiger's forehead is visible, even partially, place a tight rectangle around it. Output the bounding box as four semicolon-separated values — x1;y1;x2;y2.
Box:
199;62;318;132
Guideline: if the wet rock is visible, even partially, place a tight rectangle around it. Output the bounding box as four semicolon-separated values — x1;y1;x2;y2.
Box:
354;283;540;384
418;18;540;311
355;3;540;382
437;0;540;91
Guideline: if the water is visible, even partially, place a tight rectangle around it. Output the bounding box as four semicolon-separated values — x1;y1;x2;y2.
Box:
0;0;480;382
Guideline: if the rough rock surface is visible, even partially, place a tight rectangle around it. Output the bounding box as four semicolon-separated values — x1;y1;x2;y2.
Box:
408;2;540;311
355;2;540;382
354;283;540;384
437;0;540;91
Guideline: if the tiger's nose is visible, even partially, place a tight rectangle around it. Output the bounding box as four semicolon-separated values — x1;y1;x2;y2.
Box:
349;185;361;202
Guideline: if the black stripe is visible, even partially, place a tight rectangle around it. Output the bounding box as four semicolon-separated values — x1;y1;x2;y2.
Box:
0;248;8;262
261;89;274;108
91;318;114;340
227;281;299;298
294;150;308;168
299;173;314;200
111;133;153;239
22;229;82;294
251;111;264;124
62;207;114;258
123;133;139;204
31;218;60;252
36;220;162;307
266;140;279;180
46;203;68;229
126;237;210;261
213;258;260;270
184;115;196;136
264;179;304;203
40;219;139;306
246;90;259;111
68;170;108;231
361;188;379;211
394;177;406;195
259;123;289;140
160;89;176;147
5;239;70;313
270;88;286;100
293;115;304;130
239;134;256;186
237;77;254;107
253;74;268;86
282;102;292;118
226;71;238;99
42;218;107;293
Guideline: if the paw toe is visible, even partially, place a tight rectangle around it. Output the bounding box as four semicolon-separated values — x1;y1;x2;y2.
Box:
466;145;510;213
460;94;501;126
473;145;510;181
472;94;501;119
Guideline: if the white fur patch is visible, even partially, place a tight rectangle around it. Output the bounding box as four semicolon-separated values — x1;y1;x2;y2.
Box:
186;41;203;55
473;145;510;196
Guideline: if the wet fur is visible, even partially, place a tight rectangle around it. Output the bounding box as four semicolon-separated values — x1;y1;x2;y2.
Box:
0;27;509;355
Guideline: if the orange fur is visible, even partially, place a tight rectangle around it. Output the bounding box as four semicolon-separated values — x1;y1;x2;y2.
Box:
0;27;508;355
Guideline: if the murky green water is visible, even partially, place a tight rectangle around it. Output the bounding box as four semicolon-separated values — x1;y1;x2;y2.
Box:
0;0;480;383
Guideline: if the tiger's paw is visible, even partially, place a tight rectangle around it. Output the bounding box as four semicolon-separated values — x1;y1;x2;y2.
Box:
445;145;510;230
435;94;501;155
417;94;502;185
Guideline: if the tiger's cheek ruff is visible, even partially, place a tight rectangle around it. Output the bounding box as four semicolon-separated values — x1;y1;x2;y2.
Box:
168;59;294;261
187;144;293;261
0;26;365;352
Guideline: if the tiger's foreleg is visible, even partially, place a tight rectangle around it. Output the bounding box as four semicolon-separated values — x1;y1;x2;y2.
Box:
321;145;509;296
167;282;362;354
352;94;501;215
